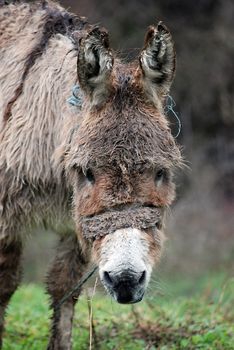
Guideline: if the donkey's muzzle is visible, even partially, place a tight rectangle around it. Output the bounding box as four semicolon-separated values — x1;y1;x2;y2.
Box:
103;270;146;304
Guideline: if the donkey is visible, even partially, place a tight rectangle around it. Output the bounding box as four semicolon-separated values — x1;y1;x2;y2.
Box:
0;1;182;349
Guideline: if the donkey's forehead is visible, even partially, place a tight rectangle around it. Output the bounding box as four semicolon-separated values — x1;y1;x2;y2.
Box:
112;63;143;101
113;62;138;84
67;99;181;171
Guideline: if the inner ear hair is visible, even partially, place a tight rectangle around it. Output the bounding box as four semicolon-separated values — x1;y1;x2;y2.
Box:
139;22;176;102
77;26;114;105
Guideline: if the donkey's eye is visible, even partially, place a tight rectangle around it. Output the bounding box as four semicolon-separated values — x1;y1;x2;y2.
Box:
85;169;95;184
155;169;166;182
75;166;95;185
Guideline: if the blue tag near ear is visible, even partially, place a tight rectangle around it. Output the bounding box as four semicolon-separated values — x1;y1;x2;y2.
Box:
67;85;83;107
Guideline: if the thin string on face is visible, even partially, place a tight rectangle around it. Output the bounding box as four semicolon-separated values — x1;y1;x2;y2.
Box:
165;95;182;138
55;265;98;310
67;86;182;139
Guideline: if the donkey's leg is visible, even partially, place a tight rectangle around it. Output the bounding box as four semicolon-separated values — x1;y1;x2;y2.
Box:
46;234;89;350
0;237;22;348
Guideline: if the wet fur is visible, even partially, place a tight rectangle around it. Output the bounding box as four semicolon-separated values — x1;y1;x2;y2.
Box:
0;2;90;349
0;1;182;349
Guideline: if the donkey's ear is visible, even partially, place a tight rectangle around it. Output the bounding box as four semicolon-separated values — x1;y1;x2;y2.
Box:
139;22;176;101
77;26;114;105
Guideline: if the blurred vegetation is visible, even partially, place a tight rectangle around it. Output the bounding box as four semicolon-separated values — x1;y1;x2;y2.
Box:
3;273;234;349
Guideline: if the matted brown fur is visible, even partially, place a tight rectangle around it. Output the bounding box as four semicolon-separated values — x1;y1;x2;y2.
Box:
0;1;182;349
80;206;162;239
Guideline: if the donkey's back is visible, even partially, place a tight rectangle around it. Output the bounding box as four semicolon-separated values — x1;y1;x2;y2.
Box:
0;3;90;348
0;1;86;238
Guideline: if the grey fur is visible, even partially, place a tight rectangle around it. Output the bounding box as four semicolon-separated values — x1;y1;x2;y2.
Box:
0;1;182;349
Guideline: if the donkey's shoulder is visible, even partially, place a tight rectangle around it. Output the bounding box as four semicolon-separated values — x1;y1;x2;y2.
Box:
0;0;87;43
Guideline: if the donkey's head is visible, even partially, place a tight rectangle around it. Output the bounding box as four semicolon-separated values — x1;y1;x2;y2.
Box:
65;23;182;303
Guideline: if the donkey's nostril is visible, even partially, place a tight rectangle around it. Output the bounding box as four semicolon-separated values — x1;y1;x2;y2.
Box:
103;271;113;286
138;270;146;285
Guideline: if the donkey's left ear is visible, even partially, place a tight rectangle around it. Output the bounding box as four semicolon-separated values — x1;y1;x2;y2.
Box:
77;26;114;105
139;22;176;101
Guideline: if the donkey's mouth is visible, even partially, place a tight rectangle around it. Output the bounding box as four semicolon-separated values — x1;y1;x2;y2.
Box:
105;289;145;304
114;289;145;304
115;288;145;304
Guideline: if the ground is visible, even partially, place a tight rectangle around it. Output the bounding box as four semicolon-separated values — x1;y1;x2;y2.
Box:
3;272;234;350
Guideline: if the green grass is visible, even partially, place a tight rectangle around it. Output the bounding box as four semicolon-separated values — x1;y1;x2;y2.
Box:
3;273;234;349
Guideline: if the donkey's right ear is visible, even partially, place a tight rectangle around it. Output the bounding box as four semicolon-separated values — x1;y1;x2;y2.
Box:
77;26;114;105
139;22;176;101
